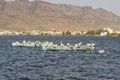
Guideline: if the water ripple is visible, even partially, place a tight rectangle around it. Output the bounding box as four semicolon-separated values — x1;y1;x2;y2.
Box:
0;36;120;80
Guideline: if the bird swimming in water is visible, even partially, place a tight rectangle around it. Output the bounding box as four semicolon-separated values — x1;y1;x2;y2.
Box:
99;49;105;53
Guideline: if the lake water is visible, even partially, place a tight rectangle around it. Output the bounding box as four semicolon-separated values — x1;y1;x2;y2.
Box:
0;36;120;80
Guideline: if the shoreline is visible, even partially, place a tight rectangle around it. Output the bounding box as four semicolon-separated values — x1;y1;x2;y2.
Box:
0;35;119;37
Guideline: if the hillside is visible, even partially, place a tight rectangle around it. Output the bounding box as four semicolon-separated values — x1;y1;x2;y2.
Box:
0;0;120;31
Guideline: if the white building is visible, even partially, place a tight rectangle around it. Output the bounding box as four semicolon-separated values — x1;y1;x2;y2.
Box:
100;32;108;36
103;28;113;33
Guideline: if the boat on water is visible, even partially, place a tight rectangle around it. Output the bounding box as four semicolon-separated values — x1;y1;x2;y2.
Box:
42;42;95;51
12;40;95;51
12;40;42;47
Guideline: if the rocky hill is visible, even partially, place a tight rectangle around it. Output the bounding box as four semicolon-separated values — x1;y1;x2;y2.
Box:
0;0;120;31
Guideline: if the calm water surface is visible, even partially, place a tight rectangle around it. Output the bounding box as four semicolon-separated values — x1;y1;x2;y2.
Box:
0;36;120;80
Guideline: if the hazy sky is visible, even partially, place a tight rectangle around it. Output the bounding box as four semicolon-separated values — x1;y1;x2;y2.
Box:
43;0;120;16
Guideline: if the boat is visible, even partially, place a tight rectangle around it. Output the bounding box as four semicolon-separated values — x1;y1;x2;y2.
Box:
12;40;95;51
42;45;72;51
41;42;95;51
12;40;42;47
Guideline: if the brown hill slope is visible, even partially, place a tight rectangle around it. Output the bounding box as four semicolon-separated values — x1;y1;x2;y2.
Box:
0;0;120;31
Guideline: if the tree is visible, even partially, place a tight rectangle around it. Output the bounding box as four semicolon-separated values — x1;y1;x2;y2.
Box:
86;30;95;36
65;31;71;36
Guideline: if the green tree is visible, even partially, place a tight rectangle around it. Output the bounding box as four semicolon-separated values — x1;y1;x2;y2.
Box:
86;30;95;36
65;31;71;36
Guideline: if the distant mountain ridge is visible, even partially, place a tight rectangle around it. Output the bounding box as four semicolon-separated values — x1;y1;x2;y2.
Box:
0;0;120;31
